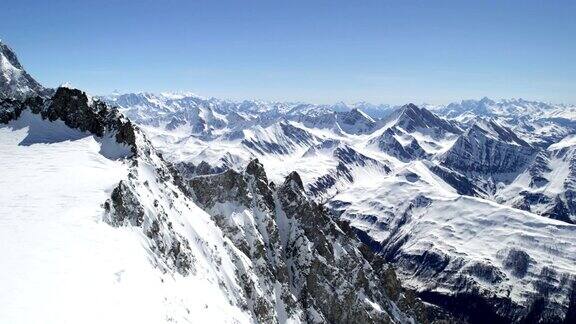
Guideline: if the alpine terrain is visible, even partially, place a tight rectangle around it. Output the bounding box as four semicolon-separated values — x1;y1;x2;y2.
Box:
1;40;576;324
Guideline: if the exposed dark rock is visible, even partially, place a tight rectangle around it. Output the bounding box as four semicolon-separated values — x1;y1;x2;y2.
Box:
465;262;505;284
391;103;462;135
284;171;304;191
442;120;536;180
44;88;106;135
544;196;574;224
188;159;428;323
45;87;137;150
1;87;138;154
0;41;48;99
244;159;275;210
501;249;531;278
106;180;144;226
190;169;251;208
0;95;44;124
105;162;195;276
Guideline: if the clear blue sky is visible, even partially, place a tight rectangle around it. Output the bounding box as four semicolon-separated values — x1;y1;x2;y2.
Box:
1;0;575;104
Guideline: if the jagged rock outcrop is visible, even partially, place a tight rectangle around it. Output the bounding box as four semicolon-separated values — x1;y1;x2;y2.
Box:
104;153;195;275
0;41;48;99
45;87;137;150
189;159;426;323
173;160;228;178
189;160;291;322
0;95;43;123
1;87;137;153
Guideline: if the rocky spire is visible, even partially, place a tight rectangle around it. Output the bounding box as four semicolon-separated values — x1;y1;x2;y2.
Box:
0;40;46;99
283;171;304;191
245;158;268;183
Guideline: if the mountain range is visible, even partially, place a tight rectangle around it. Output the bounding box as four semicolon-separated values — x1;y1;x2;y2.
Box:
1;40;576;323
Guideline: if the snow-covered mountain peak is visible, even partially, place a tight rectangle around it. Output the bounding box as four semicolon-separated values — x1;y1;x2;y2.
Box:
333;107;377;134
441;97;563;119
158;91;203;100
0;41;45;99
479;96;495;104
388;103;462;136
283;170;305;190
469;118;531;147
349;107;375;122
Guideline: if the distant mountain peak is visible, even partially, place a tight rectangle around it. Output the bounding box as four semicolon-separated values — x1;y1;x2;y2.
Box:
479;96;495;104
390;103;462;135
349;107;376;121
402;102;419;110
159;91;203;100
469;117;532;147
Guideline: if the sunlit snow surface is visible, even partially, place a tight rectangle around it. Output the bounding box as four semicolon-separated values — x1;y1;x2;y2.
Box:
0;112;252;324
333;162;576;303
135;107;576;309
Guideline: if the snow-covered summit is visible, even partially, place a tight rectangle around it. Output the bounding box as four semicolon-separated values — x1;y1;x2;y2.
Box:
469;118;532;147
441;97;558;118
0;41;45;99
387;103;462;135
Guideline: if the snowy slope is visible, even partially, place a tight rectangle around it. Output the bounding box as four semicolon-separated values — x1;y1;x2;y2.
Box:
496;134;576;223
0;99;259;323
113;93;576;322
434;97;576;147
0;112;138;323
0;82;425;323
328;160;576;322
3;37;576;323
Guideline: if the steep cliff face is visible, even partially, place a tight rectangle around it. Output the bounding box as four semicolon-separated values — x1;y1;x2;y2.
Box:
441;119;537;195
0;41;47;99
443;120;534;175
189;160;426;323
